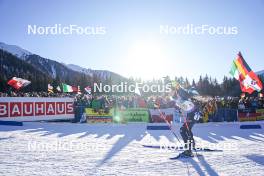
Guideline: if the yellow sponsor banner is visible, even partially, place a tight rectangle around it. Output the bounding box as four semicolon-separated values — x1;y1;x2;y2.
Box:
87;118;112;123
113;108;149;123
239;117;257;122
85;108;113;123
256;109;264;121
256;116;264;121
85;108;113;116
256;109;264;113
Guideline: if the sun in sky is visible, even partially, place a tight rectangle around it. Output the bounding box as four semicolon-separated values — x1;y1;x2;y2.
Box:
121;39;170;80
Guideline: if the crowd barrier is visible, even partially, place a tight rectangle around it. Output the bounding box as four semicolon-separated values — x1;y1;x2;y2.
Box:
2;96;262;123
84;107;264;123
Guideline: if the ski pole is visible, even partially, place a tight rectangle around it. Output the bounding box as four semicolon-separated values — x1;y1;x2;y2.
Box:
157;107;182;144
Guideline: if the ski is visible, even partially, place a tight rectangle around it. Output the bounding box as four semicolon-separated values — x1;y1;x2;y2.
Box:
170;153;203;160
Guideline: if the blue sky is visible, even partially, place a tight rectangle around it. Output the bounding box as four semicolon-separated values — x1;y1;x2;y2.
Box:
0;0;263;81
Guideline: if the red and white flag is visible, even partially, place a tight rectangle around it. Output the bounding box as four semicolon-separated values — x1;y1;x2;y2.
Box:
230;52;263;94
72;86;78;93
7;77;31;90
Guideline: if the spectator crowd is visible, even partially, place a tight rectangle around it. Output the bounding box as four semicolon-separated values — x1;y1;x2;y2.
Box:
1;91;264;110
1;91;264;123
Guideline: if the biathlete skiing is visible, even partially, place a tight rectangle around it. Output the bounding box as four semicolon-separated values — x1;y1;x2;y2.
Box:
171;87;202;159
178;102;201;158
149;85;217;159
144;87;221;159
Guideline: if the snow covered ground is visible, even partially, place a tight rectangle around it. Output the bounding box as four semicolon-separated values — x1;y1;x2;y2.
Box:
0;121;264;176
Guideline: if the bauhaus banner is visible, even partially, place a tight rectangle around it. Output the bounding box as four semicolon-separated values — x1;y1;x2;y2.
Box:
0;97;74;121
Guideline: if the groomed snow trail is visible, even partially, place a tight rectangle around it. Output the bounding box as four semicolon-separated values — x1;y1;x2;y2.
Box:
0;122;264;176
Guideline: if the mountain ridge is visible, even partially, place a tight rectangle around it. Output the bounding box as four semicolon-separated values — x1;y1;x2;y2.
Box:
0;42;124;80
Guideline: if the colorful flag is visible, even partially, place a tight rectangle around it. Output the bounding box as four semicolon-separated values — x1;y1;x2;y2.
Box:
56;86;61;92
77;86;81;94
229;61;240;80
230;52;263;94
72;86;78;93
84;86;92;94
62;83;73;92
7;77;31;90
48;84;54;93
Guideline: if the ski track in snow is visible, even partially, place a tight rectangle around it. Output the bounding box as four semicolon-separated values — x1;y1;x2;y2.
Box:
0;122;264;176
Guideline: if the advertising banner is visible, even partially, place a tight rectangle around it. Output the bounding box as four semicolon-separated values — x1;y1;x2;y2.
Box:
149;108;173;123
238;108;264;121
149;108;182;123
85;108;113;123
0;97;74;121
238;113;257;121
256;109;264;120
256;109;264;113
113;108;149;123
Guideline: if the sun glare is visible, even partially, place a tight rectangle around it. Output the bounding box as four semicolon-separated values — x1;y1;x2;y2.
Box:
123;39;169;80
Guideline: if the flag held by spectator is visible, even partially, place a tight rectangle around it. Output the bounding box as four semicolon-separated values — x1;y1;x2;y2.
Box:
7;77;31;90
229;61;240;80
84;86;92;94
48;84;54;93
67;85;80;94
72;86;78;93
62;83;73;92
56;86;61;92
77;86;81;94
230;52;263;94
